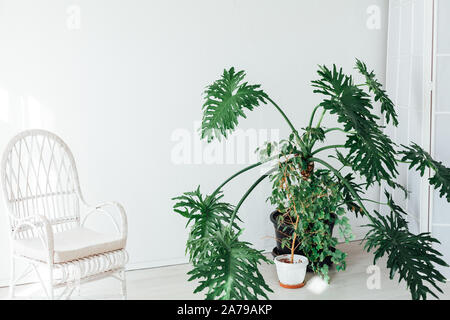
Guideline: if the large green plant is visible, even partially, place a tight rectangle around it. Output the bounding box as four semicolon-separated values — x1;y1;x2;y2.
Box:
173;60;450;300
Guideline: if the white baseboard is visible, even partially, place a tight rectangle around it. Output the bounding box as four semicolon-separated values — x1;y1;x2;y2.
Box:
0;279;9;288
126;256;189;271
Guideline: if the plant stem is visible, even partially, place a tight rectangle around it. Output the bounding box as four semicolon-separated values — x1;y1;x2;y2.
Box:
324;127;355;135
211;162;264;198
316;109;326;128
223;153;304;231
361;198;389;206
280;163;300;264
305;107;328;152
227;169;276;228
308;105;321;128
266;97;308;153
266;97;298;136
311;144;346;156
290;215;299;263
211;154;283;198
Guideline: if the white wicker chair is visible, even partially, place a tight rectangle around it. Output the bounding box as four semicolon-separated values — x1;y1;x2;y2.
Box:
1;129;128;299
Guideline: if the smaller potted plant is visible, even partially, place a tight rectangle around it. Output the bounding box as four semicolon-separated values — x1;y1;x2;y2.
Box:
266;146;351;286
274;254;308;289
270;150;309;288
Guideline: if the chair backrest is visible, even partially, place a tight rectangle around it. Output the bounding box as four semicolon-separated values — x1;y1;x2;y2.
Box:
1;130;82;237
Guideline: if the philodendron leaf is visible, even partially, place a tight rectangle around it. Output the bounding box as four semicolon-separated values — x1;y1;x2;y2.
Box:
303;126;326;142
173;188;272;300
337;173;364;217
364;208;448;300
401;143;450;202
311;63;398;187
355;58;398;126
172;187;238;264
201;67;268;142
188;227;273;300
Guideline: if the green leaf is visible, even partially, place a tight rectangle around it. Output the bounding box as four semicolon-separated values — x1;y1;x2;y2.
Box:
173;188;272;300
188;227;273;300
364;208;448;300
401;142;450;202
172;187;237;263
303;126;326;142
355;58;398;126
311;64;398;187
383;190;407;215
337;173;364;217
201;67;268;142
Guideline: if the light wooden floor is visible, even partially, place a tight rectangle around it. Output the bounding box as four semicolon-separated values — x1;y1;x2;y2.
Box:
1;241;449;300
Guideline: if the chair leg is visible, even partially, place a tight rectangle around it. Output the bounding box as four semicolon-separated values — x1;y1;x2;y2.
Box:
47;266;54;300
63;286;75;300
121;269;127;300
9;256;15;299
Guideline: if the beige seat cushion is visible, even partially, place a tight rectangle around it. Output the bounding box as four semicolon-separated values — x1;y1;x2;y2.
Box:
14;227;126;263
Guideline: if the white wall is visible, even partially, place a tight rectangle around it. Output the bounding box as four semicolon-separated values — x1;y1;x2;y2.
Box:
0;0;389;284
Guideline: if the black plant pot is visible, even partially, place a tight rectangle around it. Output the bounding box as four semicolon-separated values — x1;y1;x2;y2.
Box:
270;210;335;272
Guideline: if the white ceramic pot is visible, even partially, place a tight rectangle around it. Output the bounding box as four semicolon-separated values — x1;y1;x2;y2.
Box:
274;254;308;288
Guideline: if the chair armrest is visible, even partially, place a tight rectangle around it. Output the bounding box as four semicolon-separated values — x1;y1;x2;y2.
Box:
82;202;128;240
12;215;55;264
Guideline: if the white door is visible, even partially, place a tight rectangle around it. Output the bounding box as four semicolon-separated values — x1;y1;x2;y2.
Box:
431;0;450;279
386;0;449;279
385;0;431;235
